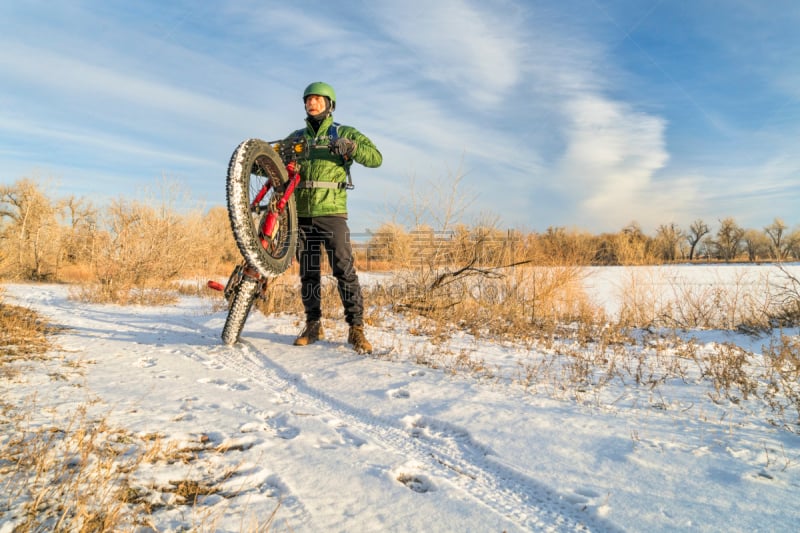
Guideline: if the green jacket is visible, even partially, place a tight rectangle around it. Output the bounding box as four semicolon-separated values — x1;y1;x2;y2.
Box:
286;115;382;218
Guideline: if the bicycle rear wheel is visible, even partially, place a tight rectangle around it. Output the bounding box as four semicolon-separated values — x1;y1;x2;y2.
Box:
226;138;297;277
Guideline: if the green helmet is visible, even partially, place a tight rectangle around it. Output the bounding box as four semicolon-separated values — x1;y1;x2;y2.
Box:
303;81;336;110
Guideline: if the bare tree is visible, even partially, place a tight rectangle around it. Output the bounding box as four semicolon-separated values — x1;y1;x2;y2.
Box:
654;223;684;262
712;217;745;262
686;219;710;261
764;218;788;260
0;178;64;279
784;228;800;260
90;181;204;301
742;228;770;262
59;195;99;273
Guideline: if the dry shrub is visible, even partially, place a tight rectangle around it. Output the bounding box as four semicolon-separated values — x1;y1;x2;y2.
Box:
459;265;599;339
192;205;241;278
90;196;192;299
0;290;60;364
762;334;800;429
610;231;656;265
254;273;305;317
534;226;596;266
364;223;415;267
615;267;666;327
364;172;606;342
368;225;602;342
74;183;228;304
771;264;800;327
695;342;759;402
615;266;797;331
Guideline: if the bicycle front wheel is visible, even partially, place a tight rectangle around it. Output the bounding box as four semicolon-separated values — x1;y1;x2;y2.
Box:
226;138;298;277
221;277;259;345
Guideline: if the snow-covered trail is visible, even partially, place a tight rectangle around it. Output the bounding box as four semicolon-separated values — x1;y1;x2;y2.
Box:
3;284;613;532
214;339;615;533
7;282;799;532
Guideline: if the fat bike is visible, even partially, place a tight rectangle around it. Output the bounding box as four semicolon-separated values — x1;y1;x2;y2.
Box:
209;136;321;345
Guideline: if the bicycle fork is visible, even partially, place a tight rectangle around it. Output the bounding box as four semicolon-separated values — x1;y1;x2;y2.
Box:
257;161;301;247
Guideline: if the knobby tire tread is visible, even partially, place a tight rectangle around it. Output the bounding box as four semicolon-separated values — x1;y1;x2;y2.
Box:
226;138;297;278
221;278;259;345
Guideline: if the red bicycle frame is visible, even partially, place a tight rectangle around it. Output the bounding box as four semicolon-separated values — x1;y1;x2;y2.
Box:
256;160;300;248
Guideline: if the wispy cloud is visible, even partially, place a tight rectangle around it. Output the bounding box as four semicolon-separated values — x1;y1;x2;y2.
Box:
0;42;246;121
0;115;215;168
368;0;526;108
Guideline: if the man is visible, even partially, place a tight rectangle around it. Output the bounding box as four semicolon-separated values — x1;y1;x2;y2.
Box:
286;81;382;354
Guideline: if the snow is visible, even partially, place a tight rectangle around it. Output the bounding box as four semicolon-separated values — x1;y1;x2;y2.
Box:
2;266;799;532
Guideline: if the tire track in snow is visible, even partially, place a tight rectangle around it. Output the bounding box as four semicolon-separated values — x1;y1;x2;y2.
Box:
213;340;619;533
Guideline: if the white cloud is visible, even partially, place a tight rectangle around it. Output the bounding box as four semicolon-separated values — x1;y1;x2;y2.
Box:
555;95;670;228
369;0;524;107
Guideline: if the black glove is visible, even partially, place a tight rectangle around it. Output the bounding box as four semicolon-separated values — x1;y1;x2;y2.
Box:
329;138;357;158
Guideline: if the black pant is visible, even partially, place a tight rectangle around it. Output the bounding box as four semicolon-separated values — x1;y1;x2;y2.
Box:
297;216;364;326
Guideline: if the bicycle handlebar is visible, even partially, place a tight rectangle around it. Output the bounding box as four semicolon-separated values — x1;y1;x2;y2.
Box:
269;138;339;165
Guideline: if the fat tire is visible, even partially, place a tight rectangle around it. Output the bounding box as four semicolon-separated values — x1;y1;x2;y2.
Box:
221;277;259;345
226;138;297;278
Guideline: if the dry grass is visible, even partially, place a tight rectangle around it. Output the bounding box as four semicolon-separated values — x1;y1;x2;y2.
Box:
55;264;96;284
1;289;63;383
70;284;181;306
615;266;800;331
1;403;279;531
366;240;603;345
0;290;279;531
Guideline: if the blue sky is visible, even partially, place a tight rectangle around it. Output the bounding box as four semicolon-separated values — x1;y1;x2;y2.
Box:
1;1;799;234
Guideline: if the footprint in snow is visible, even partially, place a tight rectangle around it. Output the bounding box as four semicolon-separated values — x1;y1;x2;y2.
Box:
240;421;270;433
197;377;249;391
203;360;225;370
335;425;367;448
387;387;410;399
136;357;157;368
397;472;434;493
228;380;250;391
323;418;367;448
267;414;300;440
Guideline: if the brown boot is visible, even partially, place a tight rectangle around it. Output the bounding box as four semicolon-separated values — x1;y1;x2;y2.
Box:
348;325;373;354
294;321;324;346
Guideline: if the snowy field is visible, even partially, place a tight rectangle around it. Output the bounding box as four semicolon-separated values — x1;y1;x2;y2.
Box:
1;264;799;532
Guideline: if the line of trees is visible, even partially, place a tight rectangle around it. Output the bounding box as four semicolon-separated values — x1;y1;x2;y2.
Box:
0;178;238;290
363;218;800;267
